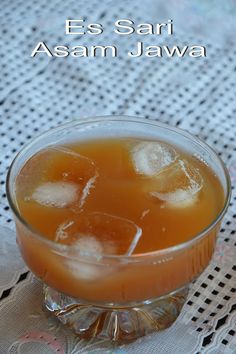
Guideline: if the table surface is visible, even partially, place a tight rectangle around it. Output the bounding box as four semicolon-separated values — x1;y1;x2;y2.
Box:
0;1;236;353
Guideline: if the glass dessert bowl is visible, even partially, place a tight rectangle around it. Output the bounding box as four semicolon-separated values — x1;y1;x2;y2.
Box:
6;117;231;343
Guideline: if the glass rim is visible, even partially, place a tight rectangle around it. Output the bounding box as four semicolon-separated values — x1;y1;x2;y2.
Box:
6;116;232;261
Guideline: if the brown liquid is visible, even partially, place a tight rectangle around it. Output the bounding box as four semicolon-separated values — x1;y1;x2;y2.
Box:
14;138;224;302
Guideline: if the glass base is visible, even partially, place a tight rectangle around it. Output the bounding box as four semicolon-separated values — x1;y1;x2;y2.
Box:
44;286;188;343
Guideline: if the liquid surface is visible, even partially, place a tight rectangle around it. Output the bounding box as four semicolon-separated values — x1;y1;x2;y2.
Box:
15;138;224;255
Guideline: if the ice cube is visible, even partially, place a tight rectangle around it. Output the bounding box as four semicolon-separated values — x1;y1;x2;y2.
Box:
18;145;98;210
132;141;177;176
68;258;106;281
84;213;142;256
150;159;203;208
56;212;142;256
64;213;142;280
73;235;104;256
32;182;79;208
67;235;105;280
45;146;98;208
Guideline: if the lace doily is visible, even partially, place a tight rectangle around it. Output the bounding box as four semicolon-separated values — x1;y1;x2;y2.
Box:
0;0;236;353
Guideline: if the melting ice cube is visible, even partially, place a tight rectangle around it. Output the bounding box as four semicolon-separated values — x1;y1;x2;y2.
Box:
56;212;142;255
67;235;105;280
86;212;142;256
73;235;104;255
64;213;142;280
32;182;79;208
68;258;106;281
132;141;177;176
151;159;203;208
18;145;98;210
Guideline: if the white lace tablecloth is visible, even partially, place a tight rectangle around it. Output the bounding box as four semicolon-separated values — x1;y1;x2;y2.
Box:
0;0;236;353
